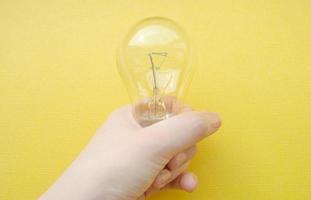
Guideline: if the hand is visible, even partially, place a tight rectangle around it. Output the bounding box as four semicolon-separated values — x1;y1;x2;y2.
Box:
40;103;221;200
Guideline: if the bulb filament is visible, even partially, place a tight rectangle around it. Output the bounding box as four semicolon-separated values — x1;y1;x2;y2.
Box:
148;52;168;120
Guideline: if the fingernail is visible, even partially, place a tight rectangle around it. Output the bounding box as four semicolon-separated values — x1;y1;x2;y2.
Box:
186;174;197;191
205;112;221;129
156;170;172;188
181;173;198;192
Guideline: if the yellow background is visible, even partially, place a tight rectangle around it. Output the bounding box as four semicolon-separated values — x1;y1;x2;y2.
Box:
1;0;311;199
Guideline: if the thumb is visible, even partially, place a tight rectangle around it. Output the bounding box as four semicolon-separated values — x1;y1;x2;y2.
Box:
140;111;221;156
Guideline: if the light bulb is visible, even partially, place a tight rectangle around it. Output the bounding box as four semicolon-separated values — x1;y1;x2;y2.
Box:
117;17;194;127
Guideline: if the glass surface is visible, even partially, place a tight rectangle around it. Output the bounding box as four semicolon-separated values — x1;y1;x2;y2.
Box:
117;17;194;126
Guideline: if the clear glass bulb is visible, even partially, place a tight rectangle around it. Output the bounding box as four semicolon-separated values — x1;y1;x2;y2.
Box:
117;17;194;127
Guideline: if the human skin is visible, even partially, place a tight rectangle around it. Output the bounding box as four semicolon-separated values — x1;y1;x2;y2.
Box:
39;104;221;200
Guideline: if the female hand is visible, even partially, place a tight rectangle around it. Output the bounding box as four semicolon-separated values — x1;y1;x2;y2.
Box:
40;103;221;200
